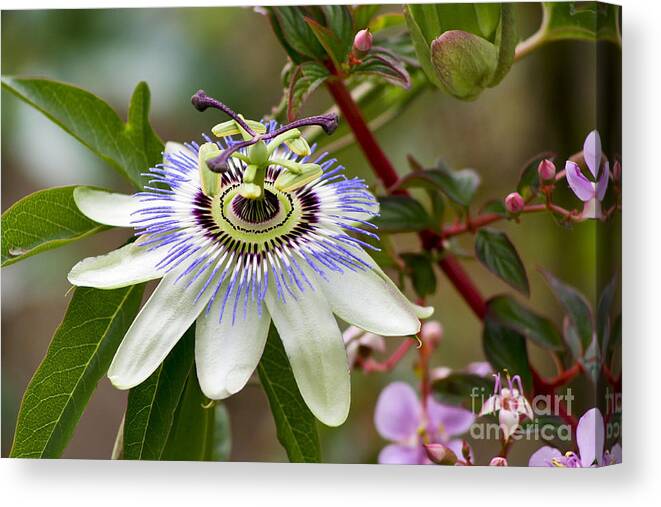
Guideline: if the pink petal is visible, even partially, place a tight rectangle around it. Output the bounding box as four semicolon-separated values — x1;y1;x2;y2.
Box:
427;398;475;437
584;130;602;178
378;444;424;465
529;446;562;467
374;382;421;441
577;408;605;466
566;161;595;202
596;160;610;201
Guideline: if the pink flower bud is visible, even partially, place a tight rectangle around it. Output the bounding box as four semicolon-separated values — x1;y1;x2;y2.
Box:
504;192;525;214
424;443;457;465
421;320;443;348
613;160;621;182
489;456;508;466
353;29;373;52
537;159;556;181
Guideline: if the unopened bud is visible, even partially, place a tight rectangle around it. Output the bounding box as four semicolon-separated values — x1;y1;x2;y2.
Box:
461;440;472;463
612;160;621;182
353;29;373;52
421;320;443;349
537;159;556;182
424;443;457;465
489;456;508;466
504;192;525;214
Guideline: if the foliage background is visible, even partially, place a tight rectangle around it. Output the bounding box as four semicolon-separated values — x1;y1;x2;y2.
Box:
1;4;606;464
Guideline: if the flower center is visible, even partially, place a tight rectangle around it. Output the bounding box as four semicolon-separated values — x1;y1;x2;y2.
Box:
231;190;280;224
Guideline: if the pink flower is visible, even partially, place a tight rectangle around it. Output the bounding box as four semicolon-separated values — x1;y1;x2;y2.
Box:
529;408;621;467
375;382;475;464
353;29;373;52
565;130;610;219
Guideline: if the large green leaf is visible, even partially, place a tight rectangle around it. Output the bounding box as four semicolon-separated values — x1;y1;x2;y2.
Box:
487;295;563;351
371;195;433;233
540;269;593;351
1;78;163;189
257;326;321;463
160;369;216;461
10;284;144;458
475;228;530;296
122;328;197;460
483;316;532;392
1;186;106;267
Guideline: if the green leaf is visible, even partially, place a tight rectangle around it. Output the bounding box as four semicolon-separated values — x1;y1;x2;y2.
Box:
516;152;556;200
371;195;432;233
257;325;321;463
10;284;144;458
475;228;530;295
401;252;437;297
540;269;594;351
286;61;330;121
399;164;480;207
1;78;163;189
487;295;563;351
483;316;532;392
122;328;196;460
1;186;106;267
432;373;493;407
353;4;380;30
352;48;411;88
304;6;353;68
562;317;582;362
161;369;215;461
597;274;618;352
267;7;326;62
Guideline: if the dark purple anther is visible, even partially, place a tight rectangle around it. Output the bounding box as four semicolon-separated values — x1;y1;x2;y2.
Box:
191;90;257;137
265;113;340;138
192;91;340;173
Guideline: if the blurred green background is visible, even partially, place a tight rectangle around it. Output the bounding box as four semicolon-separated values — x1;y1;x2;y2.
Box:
2;4;613;464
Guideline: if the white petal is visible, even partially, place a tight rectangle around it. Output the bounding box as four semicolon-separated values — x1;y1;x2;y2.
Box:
68;241;165;289
195;283;271;400
108;263;218;390
316;248;424;336
164;141;191;160
265;281;350;427
73;187;139;227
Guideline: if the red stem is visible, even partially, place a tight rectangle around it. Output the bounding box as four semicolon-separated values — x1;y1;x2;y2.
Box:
361;339;415;373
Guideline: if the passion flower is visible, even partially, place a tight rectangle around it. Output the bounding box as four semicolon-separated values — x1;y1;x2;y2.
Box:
68;92;432;426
